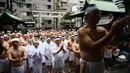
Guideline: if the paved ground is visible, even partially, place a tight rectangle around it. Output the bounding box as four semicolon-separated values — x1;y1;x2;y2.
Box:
41;62;129;73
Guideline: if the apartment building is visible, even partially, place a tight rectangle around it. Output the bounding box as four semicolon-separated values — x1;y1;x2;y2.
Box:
0;0;71;29
12;0;54;28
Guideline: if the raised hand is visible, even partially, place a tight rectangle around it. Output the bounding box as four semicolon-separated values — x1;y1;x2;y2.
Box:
60;43;64;50
111;16;130;33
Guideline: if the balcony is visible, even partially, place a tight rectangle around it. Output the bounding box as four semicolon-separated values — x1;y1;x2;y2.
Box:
61;0;67;3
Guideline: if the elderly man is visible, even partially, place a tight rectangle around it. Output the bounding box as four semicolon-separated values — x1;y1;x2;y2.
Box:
78;4;130;73
29;40;43;73
8;38;27;73
51;38;66;73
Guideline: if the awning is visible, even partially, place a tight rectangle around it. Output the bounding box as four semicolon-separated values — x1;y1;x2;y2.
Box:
81;0;125;12
0;10;25;24
97;15;114;25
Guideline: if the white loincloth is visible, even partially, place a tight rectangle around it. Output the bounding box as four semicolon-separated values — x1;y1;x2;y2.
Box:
0;58;9;72
80;58;86;63
11;65;24;73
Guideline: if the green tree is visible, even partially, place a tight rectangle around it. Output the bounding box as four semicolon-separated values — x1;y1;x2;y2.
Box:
62;12;74;28
63;12;72;20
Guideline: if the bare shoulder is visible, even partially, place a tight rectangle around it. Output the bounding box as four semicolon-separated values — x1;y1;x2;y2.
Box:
77;27;85;36
97;26;107;31
97;26;108;34
77;27;84;33
20;46;26;51
8;47;13;53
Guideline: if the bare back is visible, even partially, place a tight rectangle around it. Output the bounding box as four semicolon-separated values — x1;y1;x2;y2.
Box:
78;26;108;61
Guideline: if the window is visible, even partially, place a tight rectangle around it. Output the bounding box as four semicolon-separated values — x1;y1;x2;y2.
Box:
48;20;52;24
80;1;83;3
27;12;32;16
80;7;83;9
47;5;51;9
26;4;31;8
48;0;51;2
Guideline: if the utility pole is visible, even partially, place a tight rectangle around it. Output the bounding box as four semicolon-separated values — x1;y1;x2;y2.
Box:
6;0;9;9
124;0;130;15
6;0;13;12
10;0;13;12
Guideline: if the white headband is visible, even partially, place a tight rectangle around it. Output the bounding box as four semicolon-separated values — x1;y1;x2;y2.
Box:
12;38;19;42
85;4;98;15
55;38;60;41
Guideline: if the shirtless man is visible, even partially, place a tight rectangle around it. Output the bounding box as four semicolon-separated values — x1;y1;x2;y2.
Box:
78;4;130;73
0;42;9;73
3;35;10;50
67;35;75;73
72;36;81;73
8;38;27;73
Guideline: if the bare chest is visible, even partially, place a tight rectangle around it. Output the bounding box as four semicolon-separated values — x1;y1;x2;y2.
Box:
11;49;23;59
85;29;105;41
75;44;79;50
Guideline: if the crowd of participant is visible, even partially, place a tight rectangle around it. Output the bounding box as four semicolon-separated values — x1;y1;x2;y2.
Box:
0;29;85;73
0;29;123;73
